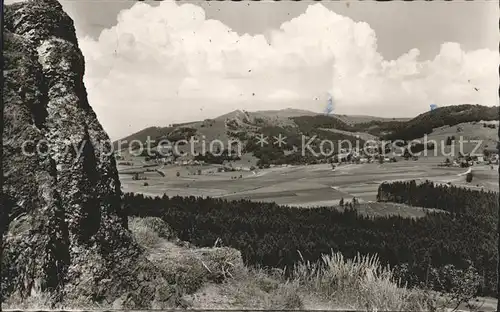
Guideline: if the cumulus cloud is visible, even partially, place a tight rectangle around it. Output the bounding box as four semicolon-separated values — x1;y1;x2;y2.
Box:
79;1;498;140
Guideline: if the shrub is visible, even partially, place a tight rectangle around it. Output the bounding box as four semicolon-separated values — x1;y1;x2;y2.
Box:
432;263;481;310
465;172;473;183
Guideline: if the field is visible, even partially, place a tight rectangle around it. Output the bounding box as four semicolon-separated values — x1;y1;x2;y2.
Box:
119;155;498;215
117;108;499;214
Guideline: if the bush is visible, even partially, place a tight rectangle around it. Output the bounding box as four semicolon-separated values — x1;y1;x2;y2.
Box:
432;263;481;310
465;172;473;183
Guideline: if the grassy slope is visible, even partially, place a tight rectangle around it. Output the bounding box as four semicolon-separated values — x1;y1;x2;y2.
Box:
415;121;498;156
126;217;433;311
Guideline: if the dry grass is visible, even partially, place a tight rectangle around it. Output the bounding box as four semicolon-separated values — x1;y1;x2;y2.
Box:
128;216;175;248
184;249;436;311
3;217;437;311
290;250;435;311
185;267;304;310
233;267;303;309
3;291;104;310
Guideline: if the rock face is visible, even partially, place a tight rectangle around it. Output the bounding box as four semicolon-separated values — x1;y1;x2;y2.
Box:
2;0;167;307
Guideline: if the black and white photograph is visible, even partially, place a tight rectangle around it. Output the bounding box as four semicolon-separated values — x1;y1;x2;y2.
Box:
1;0;499;310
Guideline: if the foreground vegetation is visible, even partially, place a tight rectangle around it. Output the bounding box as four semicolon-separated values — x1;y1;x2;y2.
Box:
4;216;439;310
124;180;498;298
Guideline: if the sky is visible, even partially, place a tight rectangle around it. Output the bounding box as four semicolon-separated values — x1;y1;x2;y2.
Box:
6;0;499;140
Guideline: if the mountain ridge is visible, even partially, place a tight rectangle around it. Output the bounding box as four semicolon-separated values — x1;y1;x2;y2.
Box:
114;108;406;146
113;104;498;166
116;104;496;145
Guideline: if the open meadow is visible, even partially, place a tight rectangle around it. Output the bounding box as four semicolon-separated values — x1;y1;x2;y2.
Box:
119;155;499;215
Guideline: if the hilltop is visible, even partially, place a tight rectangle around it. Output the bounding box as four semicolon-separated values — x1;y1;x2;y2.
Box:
115;104;498;166
114;109;365;166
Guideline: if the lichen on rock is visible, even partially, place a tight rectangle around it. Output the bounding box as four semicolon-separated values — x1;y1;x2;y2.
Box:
2;0;171;307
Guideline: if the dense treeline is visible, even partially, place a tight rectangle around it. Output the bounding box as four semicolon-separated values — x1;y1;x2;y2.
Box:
377;180;498;215
381;104;498;141
377;180;498;295
124;183;498;296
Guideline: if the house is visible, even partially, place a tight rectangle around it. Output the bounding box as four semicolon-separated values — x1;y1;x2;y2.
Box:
157;145;173;155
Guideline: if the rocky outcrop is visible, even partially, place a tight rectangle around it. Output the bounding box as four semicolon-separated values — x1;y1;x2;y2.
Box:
2;0;169;307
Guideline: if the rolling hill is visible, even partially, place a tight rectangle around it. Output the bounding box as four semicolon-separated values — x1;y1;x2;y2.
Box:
379;104;498;141
114;109;366;165
114;105;498;164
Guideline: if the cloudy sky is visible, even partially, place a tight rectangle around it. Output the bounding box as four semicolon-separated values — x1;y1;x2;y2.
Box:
6;0;499;140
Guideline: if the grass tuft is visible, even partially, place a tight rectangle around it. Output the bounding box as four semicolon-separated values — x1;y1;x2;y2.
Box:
291;250;433;311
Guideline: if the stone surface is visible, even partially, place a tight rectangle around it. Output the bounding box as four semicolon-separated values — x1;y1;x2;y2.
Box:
2;0;167;307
